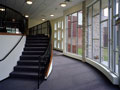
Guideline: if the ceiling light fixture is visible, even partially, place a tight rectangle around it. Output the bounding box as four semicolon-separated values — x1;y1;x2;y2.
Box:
50;14;54;17
42;18;45;21
60;2;67;7
25;15;29;18
26;0;33;5
0;8;5;11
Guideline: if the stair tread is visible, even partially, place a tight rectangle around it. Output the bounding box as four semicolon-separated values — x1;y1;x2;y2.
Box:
23;51;44;53
15;66;39;68
21;55;40;57
11;72;38;76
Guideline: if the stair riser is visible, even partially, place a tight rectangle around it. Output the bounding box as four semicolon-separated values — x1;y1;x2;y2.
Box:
18;62;47;66
26;38;49;41
26;40;49;43
24;48;46;51
10;74;44;80
25;44;48;47
22;52;44;55
20;56;39;60
14;67;45;73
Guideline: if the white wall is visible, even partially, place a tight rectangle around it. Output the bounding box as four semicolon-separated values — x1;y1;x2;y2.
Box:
0;35;26;81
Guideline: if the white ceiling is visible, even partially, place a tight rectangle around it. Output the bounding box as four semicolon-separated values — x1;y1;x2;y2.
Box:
0;0;84;23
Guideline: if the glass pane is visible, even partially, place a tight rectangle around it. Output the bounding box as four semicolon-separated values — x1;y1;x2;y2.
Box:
88;7;92;25
67;28;71;52
58;21;61;28
88;26;92;58
67;15;72;52
116;52;119;74
78;11;83;56
58;30;61;40
54;40;57;48
78;11;82;26
93;1;100;16
62;21;63;29
58;42;60;49
72;21;77;54
54;23;57;30
62;31;63;38
72;13;77;22
116;0;119;15
93;15;100;61
54;32;57;38
61;40;63;50
101;21;109;67
101;0;108;21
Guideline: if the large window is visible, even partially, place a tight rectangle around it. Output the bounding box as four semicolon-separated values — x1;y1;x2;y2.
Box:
86;0;119;75
66;11;83;56
53;19;64;51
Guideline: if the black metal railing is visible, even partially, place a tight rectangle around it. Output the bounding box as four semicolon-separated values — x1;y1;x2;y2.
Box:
38;21;52;89
29;21;52;89
29;21;50;36
0;4;27;34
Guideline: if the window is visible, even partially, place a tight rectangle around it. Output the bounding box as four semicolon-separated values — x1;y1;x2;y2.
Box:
86;0;119;75
78;11;83;55
54;23;57;30
54;40;57;48
66;11;83;55
53;20;64;50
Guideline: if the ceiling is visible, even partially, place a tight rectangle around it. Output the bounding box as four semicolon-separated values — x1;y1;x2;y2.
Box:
0;0;84;24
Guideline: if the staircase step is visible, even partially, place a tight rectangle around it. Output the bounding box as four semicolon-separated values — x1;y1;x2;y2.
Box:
26;38;49;40
25;44;48;47
10;72;43;79
22;51;44;55
26;40;49;44
20;55;39;60
24;47;47;51
18;60;47;66
14;66;45;73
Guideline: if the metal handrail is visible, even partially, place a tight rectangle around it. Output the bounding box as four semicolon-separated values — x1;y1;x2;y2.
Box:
37;21;52;89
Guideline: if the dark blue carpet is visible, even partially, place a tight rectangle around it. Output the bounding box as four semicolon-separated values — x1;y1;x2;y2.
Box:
0;51;119;90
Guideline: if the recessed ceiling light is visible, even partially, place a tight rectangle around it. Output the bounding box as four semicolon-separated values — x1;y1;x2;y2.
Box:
42;18;45;21
50;14;54;17
12;19;15;22
26;0;32;5
0;8;5;11
60;2;67;7
25;15;29;18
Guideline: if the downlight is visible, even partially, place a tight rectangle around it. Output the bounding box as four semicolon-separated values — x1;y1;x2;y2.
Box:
0;8;5;11
60;2;67;7
25;15;29;18
42;18;45;21
50;14;54;17
26;0;33;5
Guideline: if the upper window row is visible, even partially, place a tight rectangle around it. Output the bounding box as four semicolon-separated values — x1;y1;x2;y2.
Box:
54;21;64;30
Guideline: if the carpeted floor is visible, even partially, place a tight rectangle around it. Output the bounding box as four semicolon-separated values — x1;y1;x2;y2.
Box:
0;50;119;90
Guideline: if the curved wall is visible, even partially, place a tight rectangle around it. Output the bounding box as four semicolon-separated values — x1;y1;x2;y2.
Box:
0;34;26;81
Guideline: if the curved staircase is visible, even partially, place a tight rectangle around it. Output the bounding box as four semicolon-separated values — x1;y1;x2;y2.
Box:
10;35;49;80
